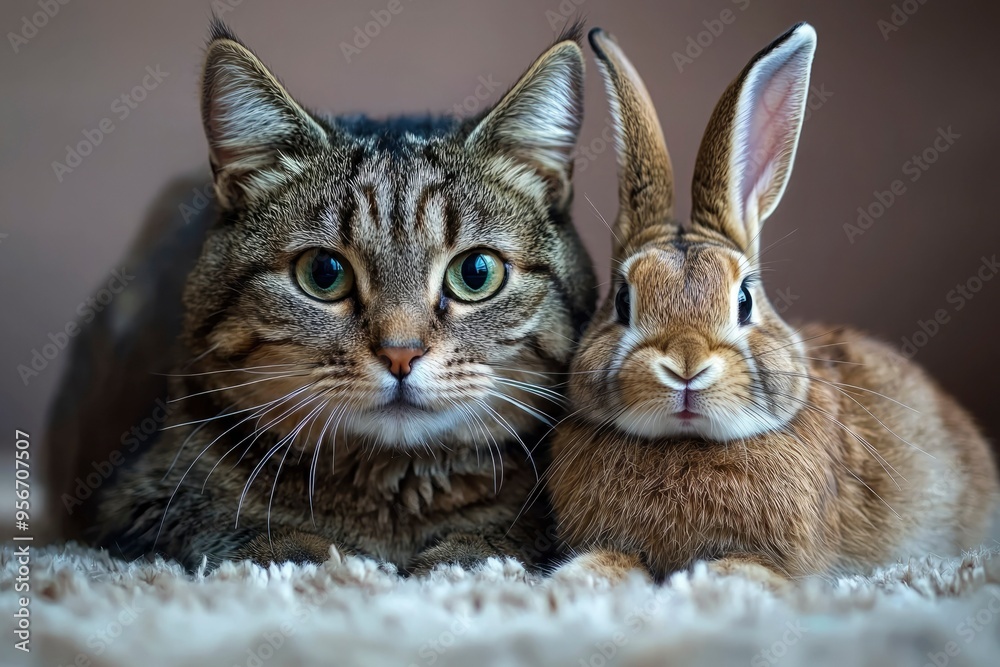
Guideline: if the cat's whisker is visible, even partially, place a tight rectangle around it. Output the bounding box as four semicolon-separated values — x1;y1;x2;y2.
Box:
156;362;315;378
308;400;342;525
178;343;221;370
584;193;625;259
163;401;238;480
167;372;313;404
228;389;341;470
489;375;565;404
266;399;327;544
235;389;335;529
199;385;320;492
456;399;501;493
152;384;312;552
513;398;636;532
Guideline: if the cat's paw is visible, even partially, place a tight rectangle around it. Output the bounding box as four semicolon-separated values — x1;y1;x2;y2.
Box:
552;549;650;586
408;532;514;576
234;529;345;567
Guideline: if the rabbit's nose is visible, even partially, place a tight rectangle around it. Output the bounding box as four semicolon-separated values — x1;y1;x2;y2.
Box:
656;357;719;390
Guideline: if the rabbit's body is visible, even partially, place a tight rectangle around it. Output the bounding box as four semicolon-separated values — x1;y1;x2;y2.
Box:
551;26;997;583
552;324;997;579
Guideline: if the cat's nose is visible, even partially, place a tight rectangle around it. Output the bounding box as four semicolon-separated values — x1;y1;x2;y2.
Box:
377;345;426;379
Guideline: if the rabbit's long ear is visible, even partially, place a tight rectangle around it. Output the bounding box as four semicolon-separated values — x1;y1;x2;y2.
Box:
589;29;674;256
690;23;816;256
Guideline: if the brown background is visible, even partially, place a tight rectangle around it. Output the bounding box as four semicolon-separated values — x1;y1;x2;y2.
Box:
2;0;999;491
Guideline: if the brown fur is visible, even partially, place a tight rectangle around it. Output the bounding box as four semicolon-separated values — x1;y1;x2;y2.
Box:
549;26;999;583
61;20;596;572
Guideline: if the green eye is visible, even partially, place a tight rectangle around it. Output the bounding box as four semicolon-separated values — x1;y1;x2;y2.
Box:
294;248;354;301
445;250;506;302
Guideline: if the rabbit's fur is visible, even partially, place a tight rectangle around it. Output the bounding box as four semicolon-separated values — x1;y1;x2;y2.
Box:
549;25;999;584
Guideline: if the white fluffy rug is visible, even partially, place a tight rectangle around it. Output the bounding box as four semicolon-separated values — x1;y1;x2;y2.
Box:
4;544;1000;666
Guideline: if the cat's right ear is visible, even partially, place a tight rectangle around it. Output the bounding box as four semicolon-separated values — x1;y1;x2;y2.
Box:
465;31;585;209
201;20;328;209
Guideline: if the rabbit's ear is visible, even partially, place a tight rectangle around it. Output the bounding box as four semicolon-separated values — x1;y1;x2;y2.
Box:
690;23;816;256
589;29;674;256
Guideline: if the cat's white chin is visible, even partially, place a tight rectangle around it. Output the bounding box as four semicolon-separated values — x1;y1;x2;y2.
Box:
344;404;473;449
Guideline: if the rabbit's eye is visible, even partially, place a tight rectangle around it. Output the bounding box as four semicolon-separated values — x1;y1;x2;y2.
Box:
738;281;753;325
615;283;631;325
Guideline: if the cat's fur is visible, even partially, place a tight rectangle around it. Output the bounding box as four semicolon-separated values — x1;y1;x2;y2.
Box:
67;21;595;572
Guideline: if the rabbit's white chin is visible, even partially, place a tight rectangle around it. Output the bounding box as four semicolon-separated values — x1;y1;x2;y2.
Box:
613;406;792;442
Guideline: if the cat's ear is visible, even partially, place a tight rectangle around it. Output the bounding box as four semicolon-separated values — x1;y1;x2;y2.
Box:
201;20;329;209
466;29;585;208
690;23;816;256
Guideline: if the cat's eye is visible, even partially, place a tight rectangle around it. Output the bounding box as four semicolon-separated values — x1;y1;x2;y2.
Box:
294;248;354;301
444;250;506;302
615;283;631;325
738;280;753;325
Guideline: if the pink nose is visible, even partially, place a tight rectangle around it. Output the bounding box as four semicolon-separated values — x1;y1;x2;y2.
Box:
377;346;425;379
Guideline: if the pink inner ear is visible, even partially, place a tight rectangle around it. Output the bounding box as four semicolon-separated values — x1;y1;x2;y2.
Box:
734;51;810;223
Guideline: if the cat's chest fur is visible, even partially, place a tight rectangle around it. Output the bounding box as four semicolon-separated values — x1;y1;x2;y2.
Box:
165;427;537;566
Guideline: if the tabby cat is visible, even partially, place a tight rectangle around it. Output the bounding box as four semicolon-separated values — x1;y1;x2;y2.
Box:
78;21;595;572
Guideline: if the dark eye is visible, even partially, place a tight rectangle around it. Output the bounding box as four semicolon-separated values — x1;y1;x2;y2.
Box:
738;280;753;325
294;249;354;301
615;283;631;325
445;250;506;302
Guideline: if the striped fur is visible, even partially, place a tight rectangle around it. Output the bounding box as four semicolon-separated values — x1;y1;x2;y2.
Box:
91;21;595;572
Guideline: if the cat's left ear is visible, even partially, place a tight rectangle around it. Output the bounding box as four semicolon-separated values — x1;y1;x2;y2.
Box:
466;32;585;208
201;20;329;209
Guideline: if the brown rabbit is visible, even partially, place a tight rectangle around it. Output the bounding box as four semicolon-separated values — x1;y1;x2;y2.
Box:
548;25;999;586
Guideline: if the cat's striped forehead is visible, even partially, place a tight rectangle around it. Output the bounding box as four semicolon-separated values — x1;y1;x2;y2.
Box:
282;133;552;294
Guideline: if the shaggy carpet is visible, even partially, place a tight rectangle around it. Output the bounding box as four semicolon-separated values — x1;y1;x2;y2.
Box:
3;543;1000;667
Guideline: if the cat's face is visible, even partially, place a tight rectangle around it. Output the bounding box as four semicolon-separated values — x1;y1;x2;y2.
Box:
180;24;595;450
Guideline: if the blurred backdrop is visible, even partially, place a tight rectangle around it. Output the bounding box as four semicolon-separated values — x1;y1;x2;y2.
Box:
2;0;999;493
